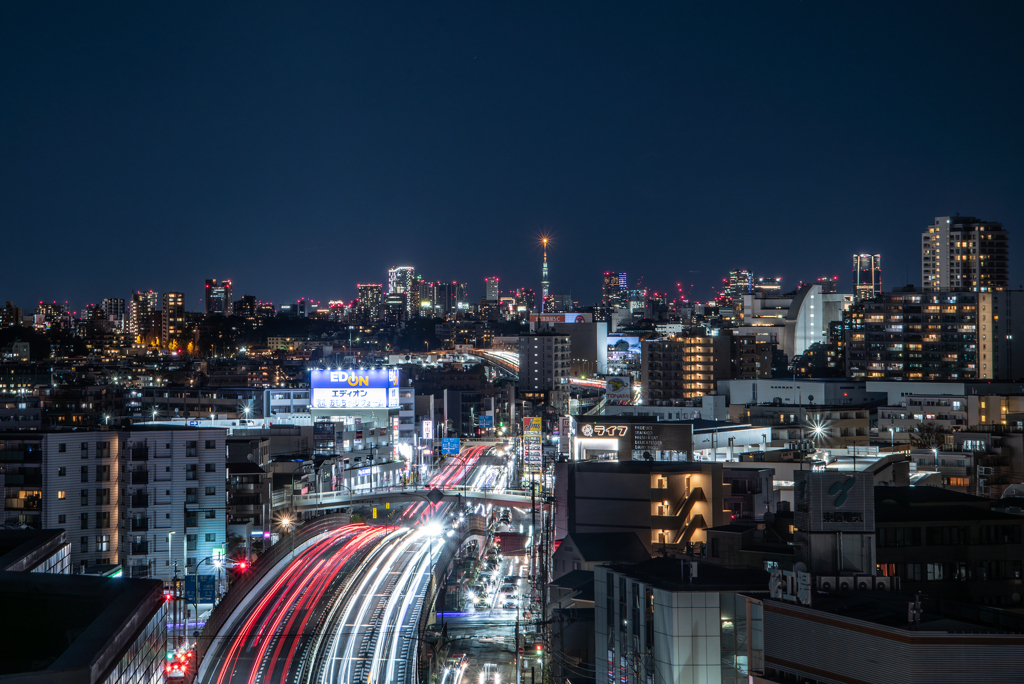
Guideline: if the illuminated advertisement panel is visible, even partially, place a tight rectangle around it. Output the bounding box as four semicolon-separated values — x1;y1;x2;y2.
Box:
310;368;400;409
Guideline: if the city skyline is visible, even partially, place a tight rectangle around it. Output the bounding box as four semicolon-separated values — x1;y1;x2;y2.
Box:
2;4;1022;307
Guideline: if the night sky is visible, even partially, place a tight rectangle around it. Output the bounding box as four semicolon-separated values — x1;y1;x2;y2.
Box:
2;2;1022;311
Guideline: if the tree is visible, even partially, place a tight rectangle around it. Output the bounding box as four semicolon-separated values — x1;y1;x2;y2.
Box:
909;422;947;450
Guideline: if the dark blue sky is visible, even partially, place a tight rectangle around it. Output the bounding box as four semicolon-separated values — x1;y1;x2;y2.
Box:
2;2;1022;311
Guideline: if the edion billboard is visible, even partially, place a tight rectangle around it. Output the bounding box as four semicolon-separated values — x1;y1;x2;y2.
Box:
310;368;400;409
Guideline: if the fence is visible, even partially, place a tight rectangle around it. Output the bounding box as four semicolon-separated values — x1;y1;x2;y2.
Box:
193;512;351;667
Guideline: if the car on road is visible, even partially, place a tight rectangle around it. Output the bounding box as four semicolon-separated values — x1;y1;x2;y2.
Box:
500;583;516;593
502;599;518;610
503;575;519;583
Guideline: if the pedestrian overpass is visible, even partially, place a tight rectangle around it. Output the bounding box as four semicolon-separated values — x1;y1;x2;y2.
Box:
288;486;534;512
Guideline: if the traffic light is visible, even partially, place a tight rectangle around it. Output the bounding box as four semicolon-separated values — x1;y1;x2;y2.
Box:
236;561;247;572
535;643;543;654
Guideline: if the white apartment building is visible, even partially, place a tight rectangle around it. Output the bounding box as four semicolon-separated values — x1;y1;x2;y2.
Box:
38;428;227;582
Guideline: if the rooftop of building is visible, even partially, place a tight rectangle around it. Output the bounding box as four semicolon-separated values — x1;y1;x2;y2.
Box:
225;461;266;474
560;532;650;564
0;570;164;676
0;528;65;572
875;486;1021;524
606;557;769;592
779;592;1024;635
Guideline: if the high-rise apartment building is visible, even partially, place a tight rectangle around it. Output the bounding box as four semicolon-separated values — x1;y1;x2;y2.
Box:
205;279;233;315
161;292;184;347
853;254;882;301
1;301;22;328
484;277;500;302
232;295;257;320
100;298;126;331
130;291;157;342
922;216;1009;292
845;288;1024;381
356;284;383;322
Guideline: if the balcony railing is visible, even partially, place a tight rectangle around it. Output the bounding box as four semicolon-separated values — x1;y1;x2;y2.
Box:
130;494;148;508
131;542;149;555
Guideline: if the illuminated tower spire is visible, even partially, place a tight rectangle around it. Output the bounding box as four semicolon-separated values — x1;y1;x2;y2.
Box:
541;237;550;312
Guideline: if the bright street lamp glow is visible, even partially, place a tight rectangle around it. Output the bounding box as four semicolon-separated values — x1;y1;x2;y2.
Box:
423;521;443;537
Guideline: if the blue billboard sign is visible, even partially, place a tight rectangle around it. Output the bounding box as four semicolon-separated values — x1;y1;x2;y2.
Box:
442;438;461;455
310;368;400;409
478;415;493;428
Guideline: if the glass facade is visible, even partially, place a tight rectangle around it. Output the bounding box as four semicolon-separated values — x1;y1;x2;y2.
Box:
100;601;167;684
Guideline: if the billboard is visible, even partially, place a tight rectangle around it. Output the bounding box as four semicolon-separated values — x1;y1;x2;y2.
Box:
794;471;874;533
530;313;592;324
310;368;400;409
523;416;543;469
607;335;641;358
422;420;433;440
573;418;692;458
605;376;632;404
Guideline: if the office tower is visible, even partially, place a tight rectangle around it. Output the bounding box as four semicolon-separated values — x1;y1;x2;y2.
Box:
541;238;550;312
388;266;414;295
454;283;469;311
356;284;383;322
602;272;617;307
922;216;1009;292
388;266;415;314
485;277;500;302
853;254;882;301
205;279;233;315
618;272;628;291
161;292;184;347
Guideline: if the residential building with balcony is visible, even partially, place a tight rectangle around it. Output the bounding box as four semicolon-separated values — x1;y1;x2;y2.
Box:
845;288;1024;381
922;215;1009;292
641;332;770;405
558;460;773;554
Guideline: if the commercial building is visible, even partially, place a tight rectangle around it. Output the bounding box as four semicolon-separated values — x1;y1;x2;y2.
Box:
738;283;851;361
875;487;1024;606
759;590;1024;684
0;571;167;684
204;278;233;315
845;288;1024;381
852;253;881;301
922;215;1009;292
738;404;872;448
0;528;71;574
594;560;768;684
717;378;884;407
484;276;499;302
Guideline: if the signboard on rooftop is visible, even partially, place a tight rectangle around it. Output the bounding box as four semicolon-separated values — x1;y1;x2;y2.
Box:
310;368;400;409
